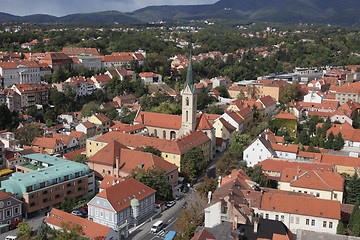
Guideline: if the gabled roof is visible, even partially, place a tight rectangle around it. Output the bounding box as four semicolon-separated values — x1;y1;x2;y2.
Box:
256;159;333;174
91;74;111;83
69;130;86;140
32;137;62;149
45;208;112;239
52;133;75;146
79;121;96;129
271;143;298;153
275;112;297;120
94;178;156;212
191;228;216;240
196;113;214;130
134;111;182;130
318;153;360;168
218;118;236;133
225;111;244;124
62;47;100;56
88;140;128;166
280;169;343;192
93;114;110;123
99;175;125;189
259;192;341;220
258;95;277;107
94;131;210;155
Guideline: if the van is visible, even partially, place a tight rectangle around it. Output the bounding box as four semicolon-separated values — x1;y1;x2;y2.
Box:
150;220;163;233
5;236;17;240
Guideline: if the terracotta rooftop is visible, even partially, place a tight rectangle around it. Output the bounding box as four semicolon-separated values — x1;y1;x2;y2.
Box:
259;192;341;220
94;178;156;212
271;143;298;153
256;159;333;173
99;175;125;189
32;137;62;149
275;112;297;120
45;208;113;239
134;111;182;130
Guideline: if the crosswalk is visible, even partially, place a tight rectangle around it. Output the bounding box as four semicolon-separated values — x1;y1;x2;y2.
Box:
150;229;167;237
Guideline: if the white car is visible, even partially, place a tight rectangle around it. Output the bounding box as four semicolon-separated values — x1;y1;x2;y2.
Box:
71;210;83;216
166;201;176;208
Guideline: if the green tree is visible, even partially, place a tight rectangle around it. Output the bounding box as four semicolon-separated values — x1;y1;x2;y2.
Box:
15;124;43;146
60;196;75;213
143;146;162;157
0;105;20;130
279;82;302;104
104;106;118;120
196;176;218;199
72;154;88;164
349;204;360;230
206;104;224;115
119;106;137;124
55;222;84;240
324;132;335;149
336;221;346;235
333;133;345;150
132;169;173;201
81;101;100;117
36;222;50;240
299;128;310;145
17;220;32;240
345;175;360;205
228;132;252;159
197;89;216;111
181;147;207;183
214;85;230;98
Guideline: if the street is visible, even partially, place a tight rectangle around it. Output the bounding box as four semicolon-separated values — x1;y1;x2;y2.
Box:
0;215;45;239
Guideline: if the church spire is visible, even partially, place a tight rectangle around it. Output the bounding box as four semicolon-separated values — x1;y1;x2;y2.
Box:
185;54;194;92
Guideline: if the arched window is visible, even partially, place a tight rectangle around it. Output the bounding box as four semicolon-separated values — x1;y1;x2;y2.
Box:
186;111;188;122
170;131;176;139
163;130;166;139
186;97;189;106
154;129;157;137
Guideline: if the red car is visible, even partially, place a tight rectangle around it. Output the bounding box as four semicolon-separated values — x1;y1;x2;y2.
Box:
9;220;21;230
81;205;88;212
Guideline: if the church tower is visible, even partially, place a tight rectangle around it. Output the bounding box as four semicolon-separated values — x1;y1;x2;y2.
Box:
181;55;197;136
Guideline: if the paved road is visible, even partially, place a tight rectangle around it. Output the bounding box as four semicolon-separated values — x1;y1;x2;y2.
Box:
0;215;45;239
130;191;192;240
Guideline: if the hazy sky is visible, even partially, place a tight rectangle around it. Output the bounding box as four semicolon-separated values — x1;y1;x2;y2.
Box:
2;0;218;16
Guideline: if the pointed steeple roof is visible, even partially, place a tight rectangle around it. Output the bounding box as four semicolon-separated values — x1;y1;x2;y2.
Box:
184;54;194;92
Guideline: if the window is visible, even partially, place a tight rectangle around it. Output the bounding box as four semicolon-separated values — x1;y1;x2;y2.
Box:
329;222;333;228
281;215;284;222
6;209;11;217
316;193;320;197
311;219;315;226
154;129;157;137
275;215;279;220
334;193;337;199
306;219;310;225
163;130;166;139
265;214;269;219
290;217;294;223
323;221;327;228
186;97;189;106
295;217;299;224
186;111;188;122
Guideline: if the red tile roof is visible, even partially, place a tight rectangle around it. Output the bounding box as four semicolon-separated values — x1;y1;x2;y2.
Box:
94;178;156;212
191;228;216;240
63;148;86;161
62;47;100;56
32;137;62;149
219;118;236;133
94;131;210;155
275;112;297;120
134;111;182;130
45;208;112;239
93;114;110;123
271;143;298;153
256;159;333;174
99;175;125;189
259;192;341;220
196;113;214;130
258;95;277;107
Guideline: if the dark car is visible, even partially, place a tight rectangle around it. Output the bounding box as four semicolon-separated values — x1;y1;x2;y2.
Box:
9;220;21;230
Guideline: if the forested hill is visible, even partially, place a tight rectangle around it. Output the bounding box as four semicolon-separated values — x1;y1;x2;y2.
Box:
2;0;360;26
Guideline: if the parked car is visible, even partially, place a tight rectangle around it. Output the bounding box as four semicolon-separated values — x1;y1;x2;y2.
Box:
166;201;176;208
71;210;83;217
9;220;21;230
81;205;88;212
175;195;183;201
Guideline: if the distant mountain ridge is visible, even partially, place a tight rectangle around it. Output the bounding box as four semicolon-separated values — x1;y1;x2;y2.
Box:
2;0;360;26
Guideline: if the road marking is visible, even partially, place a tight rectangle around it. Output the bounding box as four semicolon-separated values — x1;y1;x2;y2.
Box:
168;217;174;222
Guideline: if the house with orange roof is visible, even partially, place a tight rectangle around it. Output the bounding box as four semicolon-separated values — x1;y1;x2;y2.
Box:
257;95;277;118
253;191;341;234
256;159;333;180
88;140;178;187
254;80;289;102
334;81;360;105
213;118;236;145
86;131;211;170
113;94;137;106
316;153;360;176
62;47;100;56
105;67;134;81
75;121;97;138
68;130;87;148
278;169;344;202
51;133;79;153
219;111;245;133
98;175;125;192
90;74;112;89
11;83;51;109
330;100;360;125
139;72;162;84
31;137;64;155
228;84;248;99
45;208;120;240
326;122;360;148
53;76;96;97
88;178;156;231
39;52;72;71
87;113;111;134
191;228;216;240
0;60;42;87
